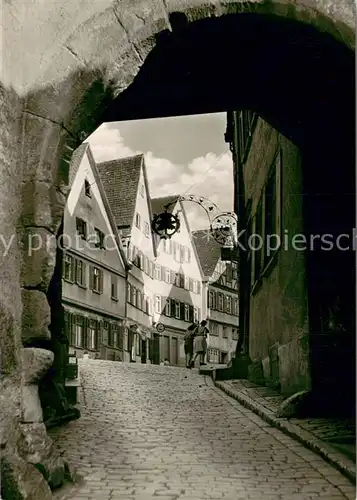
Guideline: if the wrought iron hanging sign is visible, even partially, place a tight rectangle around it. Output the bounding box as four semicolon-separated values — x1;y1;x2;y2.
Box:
151;194;237;246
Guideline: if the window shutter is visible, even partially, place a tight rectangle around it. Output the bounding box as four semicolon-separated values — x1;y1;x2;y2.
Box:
189;278;193;292
161;266;166;281
89;266;93;290
170;299;176;317
170;270;175;284
189;305;194;323
197;281;201;294
83;317;88;349
99;269;104;293
180;302;185;320
180;274;184;288
62;254;66;278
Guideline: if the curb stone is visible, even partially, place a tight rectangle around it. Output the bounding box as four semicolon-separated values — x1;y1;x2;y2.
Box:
215;380;356;485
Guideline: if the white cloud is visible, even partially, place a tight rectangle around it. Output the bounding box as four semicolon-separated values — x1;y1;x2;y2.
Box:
87;124;234;231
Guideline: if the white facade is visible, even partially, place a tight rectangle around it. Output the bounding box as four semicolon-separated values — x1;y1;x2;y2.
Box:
62;144;127;361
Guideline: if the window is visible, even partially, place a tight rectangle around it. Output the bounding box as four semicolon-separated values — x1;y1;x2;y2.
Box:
144;295;150;314
76;217;87;239
264;152;281;266
189;278;194;292
165;298;171;316
140;184;144;197
232;328;239;340
127;283;131;303
193;280;198;294
88;319;98;350
144;256;149;274
184;247;189;262
184;304;190;322
111;275;118;300
90;266;103;293
208;290;215;309
174;243;180;262
174;272;180;287
149;261;154;279
223;326;228;338
175;302;180;319
226;296;232;314
193;307;199;323
94;228;105;249
233;298;239;316
85;179;91;197
180;245;185;263
155;264;161;280
165;268;170;283
135;213;141;229
155;295;161;314
75;259;86;286
143;222;149;237
131;286;137;307
74;316;83;346
197;282;201;294
211;323;218;336
63;254;74;281
218;293;224;312
137;290;142;309
170;270;176;285
184;276;190;290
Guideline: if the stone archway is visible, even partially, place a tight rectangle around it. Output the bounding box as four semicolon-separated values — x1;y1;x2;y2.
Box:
1;1;355;498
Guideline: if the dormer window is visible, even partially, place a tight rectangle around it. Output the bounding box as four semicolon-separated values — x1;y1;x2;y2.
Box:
135;213;141;229
76;218;87;240
85;180;91;197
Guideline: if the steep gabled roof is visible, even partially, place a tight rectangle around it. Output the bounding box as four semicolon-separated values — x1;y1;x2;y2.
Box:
96;154;144;228
67;142;129;271
192;229;222;277
151;195;178;216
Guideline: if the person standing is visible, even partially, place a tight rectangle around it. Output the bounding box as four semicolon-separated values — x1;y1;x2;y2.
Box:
190;320;209;368
184;323;197;368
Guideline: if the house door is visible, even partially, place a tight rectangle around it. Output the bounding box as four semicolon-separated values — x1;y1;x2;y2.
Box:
151;334;160;365
162;335;170;362
172;337;178;366
141;339;147;364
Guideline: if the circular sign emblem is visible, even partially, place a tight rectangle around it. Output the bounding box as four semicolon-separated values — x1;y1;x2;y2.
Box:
156;322;165;333
151;212;181;239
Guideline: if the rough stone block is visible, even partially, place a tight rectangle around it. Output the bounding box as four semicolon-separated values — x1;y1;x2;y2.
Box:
21;291;51;343
276;390;310;418
21;385;44;423
1;451;52;500
278;335;311;396
21;181;53;229
22;348;54;384
262;356;270;384
247;359;265;385
20;227;57;291
19;423;53;463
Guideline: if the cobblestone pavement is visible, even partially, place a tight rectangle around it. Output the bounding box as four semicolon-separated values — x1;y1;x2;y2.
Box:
50;360;356;500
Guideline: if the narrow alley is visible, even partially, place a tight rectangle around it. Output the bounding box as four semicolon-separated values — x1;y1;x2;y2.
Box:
50;361;355;500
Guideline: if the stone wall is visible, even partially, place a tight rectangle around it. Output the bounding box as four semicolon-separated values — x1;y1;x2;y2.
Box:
243;118;310;396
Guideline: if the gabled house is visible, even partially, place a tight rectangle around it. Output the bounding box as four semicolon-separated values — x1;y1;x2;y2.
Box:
98;154;157;364
193;230;239;364
150;196;204;366
62;143;128;361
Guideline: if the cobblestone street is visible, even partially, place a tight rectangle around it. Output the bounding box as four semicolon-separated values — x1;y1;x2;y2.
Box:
50;360;355;500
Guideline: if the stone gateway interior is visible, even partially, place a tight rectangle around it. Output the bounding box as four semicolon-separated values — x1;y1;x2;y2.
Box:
0;1;355;498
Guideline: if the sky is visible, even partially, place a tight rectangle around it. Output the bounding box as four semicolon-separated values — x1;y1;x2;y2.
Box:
86;112;233;230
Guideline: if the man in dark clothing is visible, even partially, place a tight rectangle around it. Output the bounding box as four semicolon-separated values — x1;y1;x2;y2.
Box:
184;323;197;368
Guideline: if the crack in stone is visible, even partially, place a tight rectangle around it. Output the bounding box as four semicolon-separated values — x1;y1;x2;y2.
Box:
22;224;56;235
22;109;77;141
113;7;130;39
64;45;84;65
